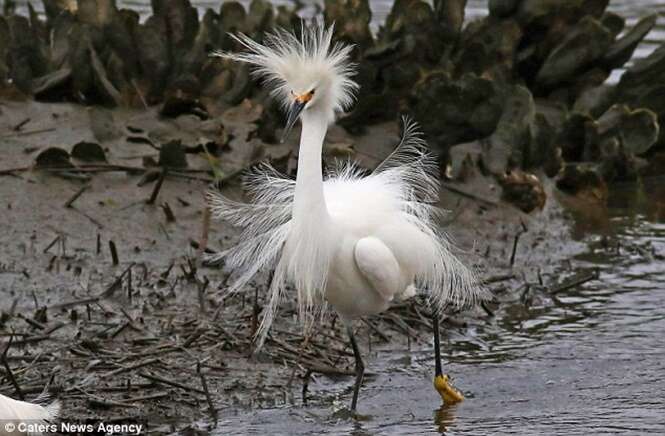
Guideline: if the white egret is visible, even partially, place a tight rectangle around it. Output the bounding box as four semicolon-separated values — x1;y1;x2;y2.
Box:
209;22;486;411
0;393;59;435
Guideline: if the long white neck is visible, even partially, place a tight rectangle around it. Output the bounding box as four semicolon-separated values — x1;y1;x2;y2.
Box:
293;110;330;223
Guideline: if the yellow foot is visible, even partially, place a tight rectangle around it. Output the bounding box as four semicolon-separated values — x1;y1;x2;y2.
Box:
434;374;464;405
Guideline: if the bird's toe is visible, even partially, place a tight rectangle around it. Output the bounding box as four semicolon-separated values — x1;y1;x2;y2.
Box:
434;374;465;405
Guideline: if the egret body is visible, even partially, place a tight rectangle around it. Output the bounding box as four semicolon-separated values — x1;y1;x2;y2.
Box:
210;23;485;411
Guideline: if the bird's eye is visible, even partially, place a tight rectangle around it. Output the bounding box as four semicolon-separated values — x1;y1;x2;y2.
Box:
309;89;315;96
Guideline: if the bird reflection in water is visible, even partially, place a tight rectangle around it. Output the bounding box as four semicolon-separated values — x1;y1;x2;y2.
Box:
434;403;458;434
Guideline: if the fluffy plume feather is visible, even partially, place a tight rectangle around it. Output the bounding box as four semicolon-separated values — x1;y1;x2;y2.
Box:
370;117;487;312
207;117;486;347
0;393;59;428
212;21;358;121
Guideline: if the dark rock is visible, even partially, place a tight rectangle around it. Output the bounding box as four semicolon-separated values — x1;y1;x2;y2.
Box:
617;41;665;97
156;0;199;51
160;74;208;119
433;0;466;41
68;23;95;102
35;147;73;168
7;15;48;93
622;108;660;155
77;0;118;27
603;14;657;70
324;0;373;52
274;5;299;30
411;72;503;147
600;12;625;38
516;0;606;28
488;0;519;18
563;67;610;106
222;64;252;106
483;85;535;174
556;163;608;204
27;3;47;42
71;141;107;162
581;0;610;18
89;41;123;105
136;16;169;100
247;0;275;34
219;2;247;36
535;16;613;88
615;34;665;149
182;9;221;78
201;60;233;100
456;18;522;80
159;140;188;168
382;0;445;63
599;142;640;183
525;112;559;172
556;112;595;161
499;169;546;213
573;84;615;117
50;11;76;69
596;104;659;156
32;68;72;100
104;9;141;81
42;0;76;22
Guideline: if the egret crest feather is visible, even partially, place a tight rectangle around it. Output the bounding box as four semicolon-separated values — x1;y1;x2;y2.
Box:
212;22;358;122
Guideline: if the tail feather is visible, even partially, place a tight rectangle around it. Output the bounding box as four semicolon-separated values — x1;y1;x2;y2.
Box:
0;393;59;423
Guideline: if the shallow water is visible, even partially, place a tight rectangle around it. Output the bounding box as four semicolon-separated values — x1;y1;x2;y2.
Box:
211;178;665;434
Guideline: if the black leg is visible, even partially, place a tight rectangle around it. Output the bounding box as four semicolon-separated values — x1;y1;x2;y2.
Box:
433;310;442;378
346;324;365;412
432;309;464;404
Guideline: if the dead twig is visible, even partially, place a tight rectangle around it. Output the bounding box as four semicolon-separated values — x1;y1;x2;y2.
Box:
442;184;498;206
64;185;89;208
1;334;25;400
138;372;206;395
109;240;119;266
147;171;166;205
197;362;217;421
550;269;600;295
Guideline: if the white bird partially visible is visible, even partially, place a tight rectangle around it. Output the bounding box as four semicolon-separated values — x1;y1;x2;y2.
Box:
0;393;59;435
209;22;486;411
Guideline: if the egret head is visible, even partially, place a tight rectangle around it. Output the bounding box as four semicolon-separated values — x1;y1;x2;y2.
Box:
213;22;358;139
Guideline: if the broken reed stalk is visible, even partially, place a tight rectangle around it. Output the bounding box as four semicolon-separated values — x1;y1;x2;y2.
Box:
1;334;25;400
43;235;60;253
550;269;600;294
510;231;522;267
64;184;88;208
109;240;119;265
197;362;218;421
147;170;166;205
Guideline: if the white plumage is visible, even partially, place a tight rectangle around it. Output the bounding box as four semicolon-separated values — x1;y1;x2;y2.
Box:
0;394;59;435
209;21;485;410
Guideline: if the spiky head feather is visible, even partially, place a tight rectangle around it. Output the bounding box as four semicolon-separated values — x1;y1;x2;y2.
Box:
212;22;358;122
